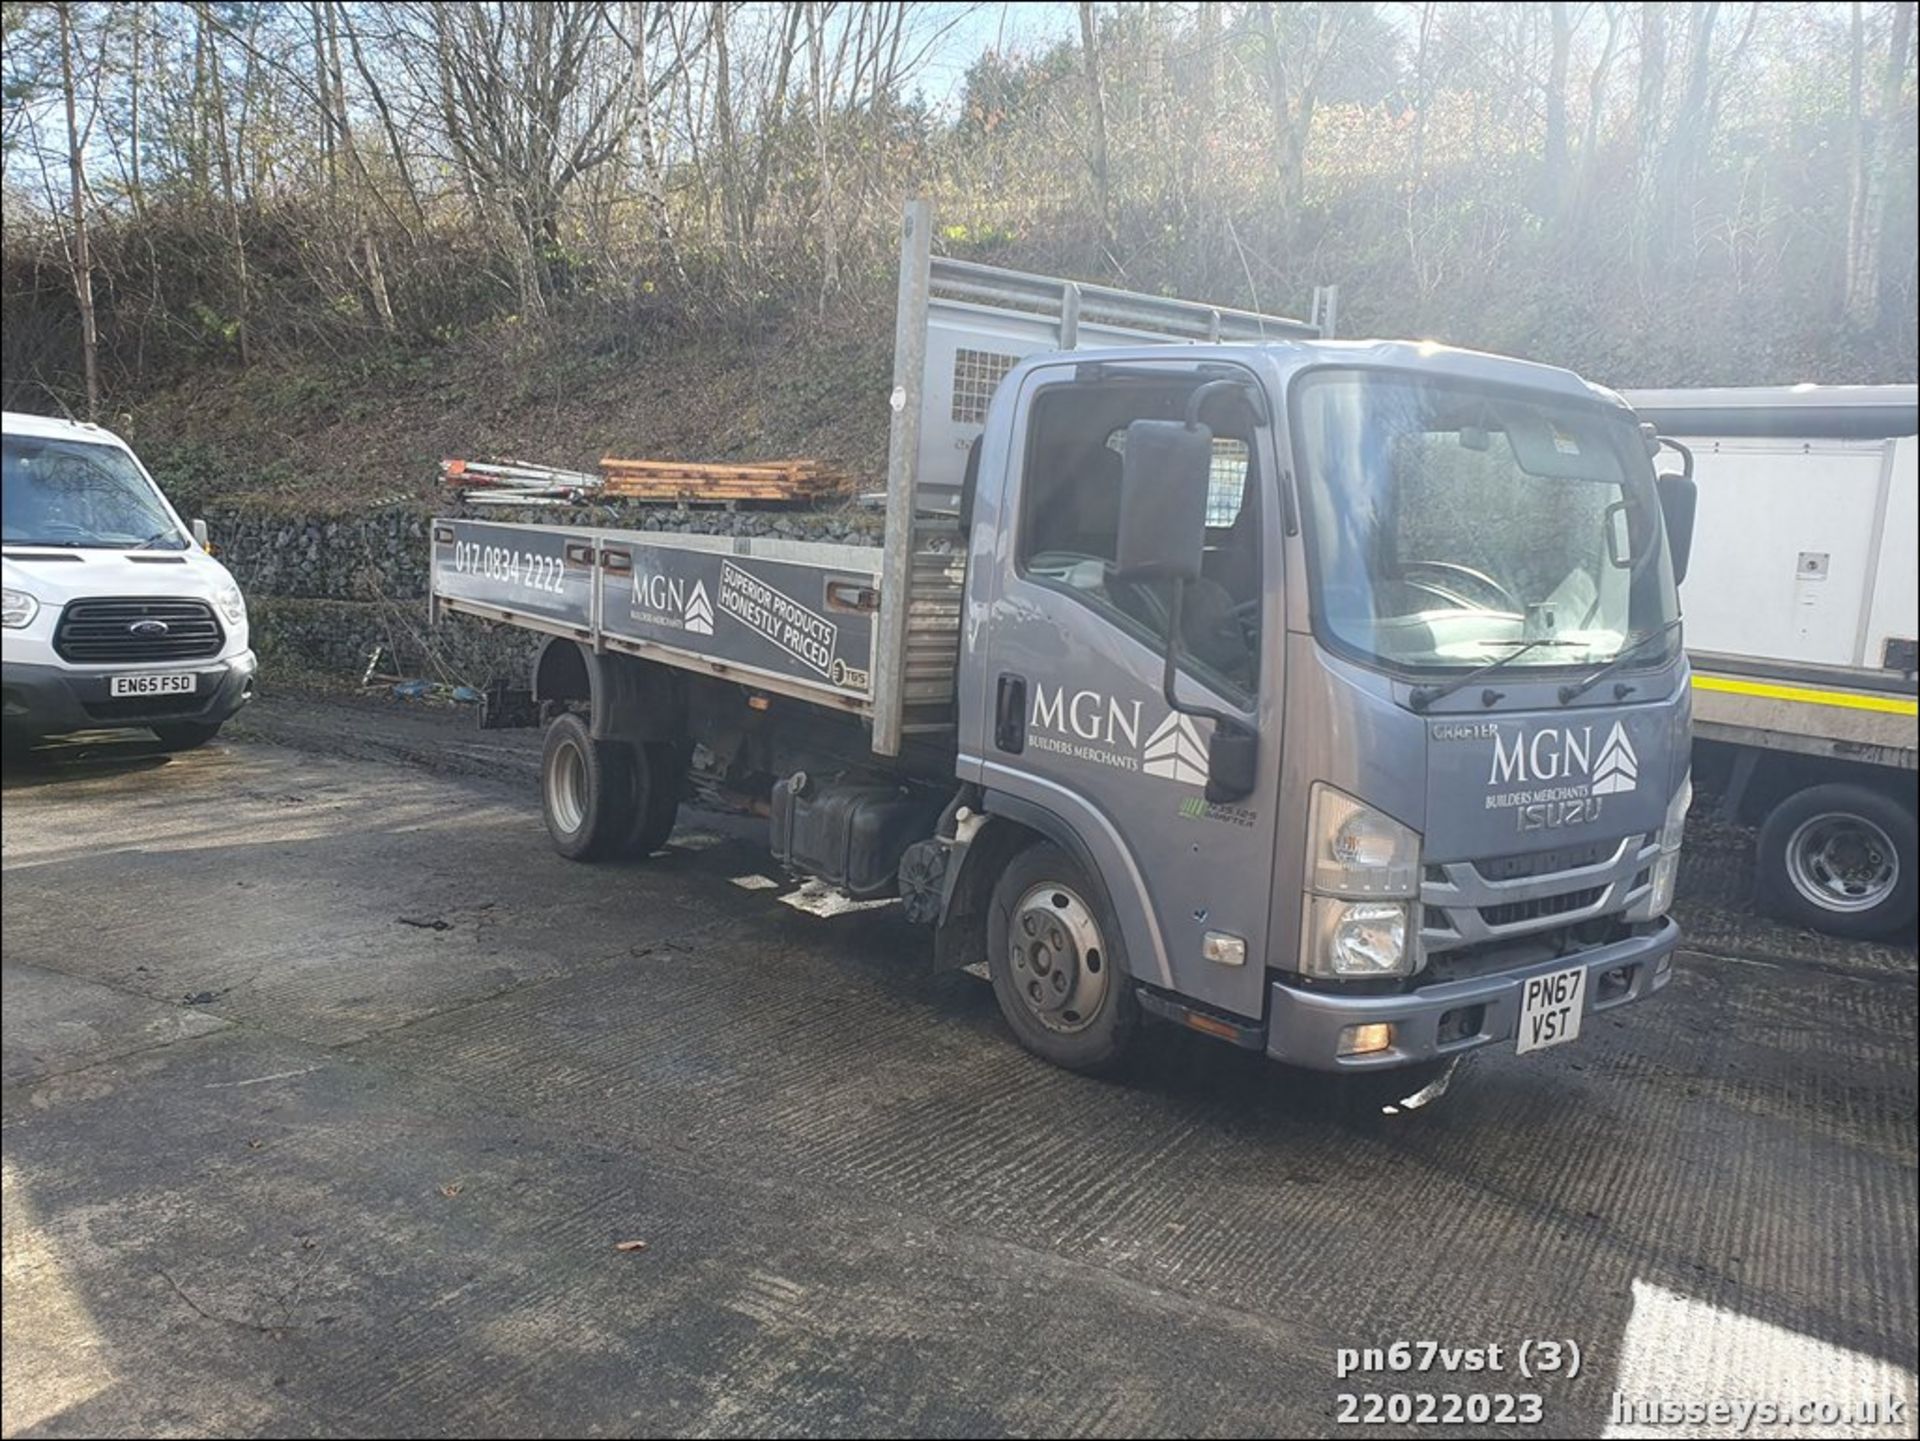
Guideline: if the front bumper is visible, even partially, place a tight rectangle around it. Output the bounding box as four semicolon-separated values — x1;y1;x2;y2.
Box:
2;651;257;739
1266;918;1680;1071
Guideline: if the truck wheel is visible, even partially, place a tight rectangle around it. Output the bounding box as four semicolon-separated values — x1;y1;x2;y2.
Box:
1757;783;1917;939
151;721;222;752
541;713;632;862
986;841;1139;1074
621;741;685;857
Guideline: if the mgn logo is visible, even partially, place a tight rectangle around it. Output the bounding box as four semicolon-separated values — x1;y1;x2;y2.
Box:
633;571;713;635
1028;682;1209;789
1142;711;1208;786
682;579;713;634
1488;719;1638;796
1589;722;1637;794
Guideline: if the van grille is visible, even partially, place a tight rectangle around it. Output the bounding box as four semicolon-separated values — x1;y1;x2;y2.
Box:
54;598;224;664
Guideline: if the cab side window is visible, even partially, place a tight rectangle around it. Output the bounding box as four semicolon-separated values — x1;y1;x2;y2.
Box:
1018;382;1263;700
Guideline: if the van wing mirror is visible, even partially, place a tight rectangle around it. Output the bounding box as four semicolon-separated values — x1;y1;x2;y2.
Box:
1115;419;1211;584
191;518;210;551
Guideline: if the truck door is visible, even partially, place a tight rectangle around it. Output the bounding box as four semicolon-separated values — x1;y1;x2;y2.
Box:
972;362;1283;1020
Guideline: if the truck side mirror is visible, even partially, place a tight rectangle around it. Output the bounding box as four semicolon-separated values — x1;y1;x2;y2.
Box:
192;518;210;551
1207;721;1258;803
1115;419;1211;583
1656;472;1696;585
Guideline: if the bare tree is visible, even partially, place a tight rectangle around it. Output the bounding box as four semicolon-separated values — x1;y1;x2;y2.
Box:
1846;0;1917;326
1078;0;1116;258
1256;2;1350;242
1631;0;1668;275
1545;1;1572;218
55;1;99;417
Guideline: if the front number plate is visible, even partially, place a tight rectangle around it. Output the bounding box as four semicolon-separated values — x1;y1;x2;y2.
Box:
1515;965;1587;1055
109;672;197;698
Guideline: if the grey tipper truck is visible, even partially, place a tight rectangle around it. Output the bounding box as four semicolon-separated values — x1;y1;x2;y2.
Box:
431;201;1696;1087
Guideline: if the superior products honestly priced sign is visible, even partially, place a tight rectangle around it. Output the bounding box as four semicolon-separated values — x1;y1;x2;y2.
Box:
604;542;876;697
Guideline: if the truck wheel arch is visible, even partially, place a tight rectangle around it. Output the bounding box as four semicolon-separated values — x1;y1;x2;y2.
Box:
531;639;685;745
935;794;1155;986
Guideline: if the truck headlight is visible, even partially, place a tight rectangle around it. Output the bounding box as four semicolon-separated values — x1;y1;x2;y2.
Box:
1307;783;1421;897
1306;897;1413;977
1658;771;1692;852
1632;772;1691;921
1300;784;1422;977
2;588;39;629
215;584;246;627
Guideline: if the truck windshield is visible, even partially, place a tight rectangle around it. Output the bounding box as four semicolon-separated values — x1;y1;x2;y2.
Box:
1;433;187;549
1291;370;1678;674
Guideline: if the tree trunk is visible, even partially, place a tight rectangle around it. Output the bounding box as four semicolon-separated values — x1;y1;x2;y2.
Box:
1846;0;1917;325
807;1;839;310
128;1;146;220
1545;1;1572;219
1078;1;1117;259
1576;3;1625;217
629;0;688;285
198;1;251;366
56;2;99;420
711;1;743;270
1631;1;1668;275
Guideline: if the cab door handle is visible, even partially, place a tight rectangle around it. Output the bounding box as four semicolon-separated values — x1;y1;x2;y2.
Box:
995;674;1026;753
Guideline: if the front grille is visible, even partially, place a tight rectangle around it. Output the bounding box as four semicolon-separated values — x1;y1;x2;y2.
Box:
1474;841;1613;881
55;598;224;664
1480;886;1605;928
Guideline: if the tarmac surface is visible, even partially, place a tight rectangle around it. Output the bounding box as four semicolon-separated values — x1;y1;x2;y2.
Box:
3;692;1915;1437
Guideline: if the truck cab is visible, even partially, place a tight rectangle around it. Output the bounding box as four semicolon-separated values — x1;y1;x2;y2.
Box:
955;342;1691;1074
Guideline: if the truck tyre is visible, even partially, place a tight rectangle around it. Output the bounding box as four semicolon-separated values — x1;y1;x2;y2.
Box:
541;712;632;862
986;841;1140;1074
1757;782;1917;939
621;741;685;857
152;721;222;752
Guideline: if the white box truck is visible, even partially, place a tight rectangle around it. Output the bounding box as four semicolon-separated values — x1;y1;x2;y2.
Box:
1621;385;1918;938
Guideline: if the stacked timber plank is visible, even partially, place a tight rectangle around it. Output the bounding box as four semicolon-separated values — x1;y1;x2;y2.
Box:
599;457;851;506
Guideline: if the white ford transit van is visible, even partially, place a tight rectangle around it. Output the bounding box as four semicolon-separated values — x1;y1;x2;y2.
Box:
3;410;256;753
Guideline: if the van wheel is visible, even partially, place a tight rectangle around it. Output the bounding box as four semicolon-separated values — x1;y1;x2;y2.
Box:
622;741;686;857
541;713;631;861
987;841;1139;1074
152;721;222;752
1757;783;1917;939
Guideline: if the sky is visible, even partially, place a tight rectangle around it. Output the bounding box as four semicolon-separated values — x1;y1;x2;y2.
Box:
908;2;1083;107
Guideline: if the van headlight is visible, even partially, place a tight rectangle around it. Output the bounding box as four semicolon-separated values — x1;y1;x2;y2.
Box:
215;584;246;627
1300;784;1423;977
2;588;39;629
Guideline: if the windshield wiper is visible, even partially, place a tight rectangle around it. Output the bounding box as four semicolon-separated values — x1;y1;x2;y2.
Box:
1556;618;1683;705
1408;637;1584;712
134;530;183;550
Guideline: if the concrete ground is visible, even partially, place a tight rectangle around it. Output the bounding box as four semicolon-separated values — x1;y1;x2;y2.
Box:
3;694;1915;1438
